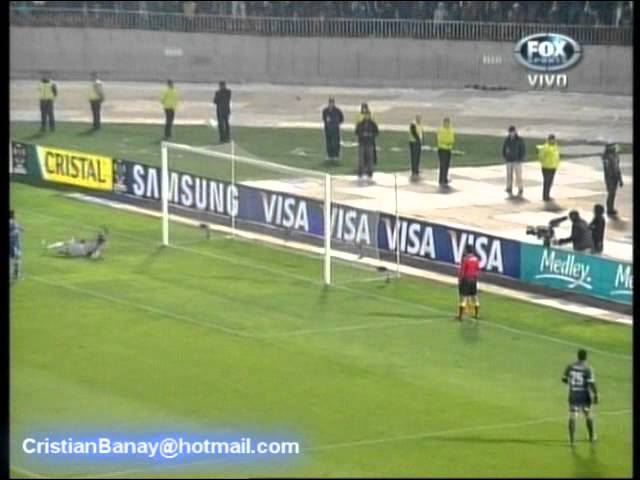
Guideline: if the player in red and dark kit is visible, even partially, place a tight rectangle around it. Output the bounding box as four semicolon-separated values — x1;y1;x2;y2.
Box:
457;245;480;320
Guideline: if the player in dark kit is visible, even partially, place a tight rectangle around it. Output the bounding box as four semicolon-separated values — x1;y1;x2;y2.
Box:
457;245;480;320
562;349;598;446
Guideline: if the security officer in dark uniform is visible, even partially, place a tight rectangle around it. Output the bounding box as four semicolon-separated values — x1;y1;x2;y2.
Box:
409;114;424;181
38;76;57;133
322;97;344;161
89;72;105;130
601;143;623;216
355;110;379;183
213;81;231;143
555;210;593;252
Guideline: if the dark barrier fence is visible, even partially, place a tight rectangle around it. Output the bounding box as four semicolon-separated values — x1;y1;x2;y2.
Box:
9;7;633;46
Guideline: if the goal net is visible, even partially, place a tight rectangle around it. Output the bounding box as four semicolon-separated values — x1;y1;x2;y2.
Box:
160;140;399;286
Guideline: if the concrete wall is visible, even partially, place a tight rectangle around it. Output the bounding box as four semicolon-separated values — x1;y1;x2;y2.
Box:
10;27;632;94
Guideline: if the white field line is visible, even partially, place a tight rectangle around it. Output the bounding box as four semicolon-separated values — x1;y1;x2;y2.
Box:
20;205;632;360
14;409;631;479
307;408;633;452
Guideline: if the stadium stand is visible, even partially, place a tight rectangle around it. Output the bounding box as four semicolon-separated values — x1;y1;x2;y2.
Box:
10;1;633;45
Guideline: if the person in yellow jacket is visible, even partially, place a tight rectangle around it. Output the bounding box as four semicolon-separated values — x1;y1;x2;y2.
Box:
537;133;560;201
160;80;178;140
409;114;424;181
38;76;58;133
436;117;455;187
89;72;105;131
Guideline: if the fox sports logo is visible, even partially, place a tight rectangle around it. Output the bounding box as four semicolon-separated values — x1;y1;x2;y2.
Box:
514;33;582;72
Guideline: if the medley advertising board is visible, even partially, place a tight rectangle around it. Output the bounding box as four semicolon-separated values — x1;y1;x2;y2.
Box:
520;244;632;305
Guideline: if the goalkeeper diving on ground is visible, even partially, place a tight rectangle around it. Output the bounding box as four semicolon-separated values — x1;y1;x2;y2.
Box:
44;227;108;259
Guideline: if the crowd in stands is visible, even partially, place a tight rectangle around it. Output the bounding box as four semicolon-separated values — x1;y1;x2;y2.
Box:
11;1;634;26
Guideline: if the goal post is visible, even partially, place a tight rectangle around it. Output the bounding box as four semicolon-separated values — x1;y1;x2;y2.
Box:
160;140;399;287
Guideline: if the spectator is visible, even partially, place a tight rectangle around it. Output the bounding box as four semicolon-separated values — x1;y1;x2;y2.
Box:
566;0;583;24
619;1;632;27
545;1;563;24
484;1;503;23
460;1;476;22
525;1;543;23
580;1;600;25
231;0;246;17
448;1;461;21
433;1;448;22
183;1;196;18
592;0;612;24
507;2;526;23
397;1;412;19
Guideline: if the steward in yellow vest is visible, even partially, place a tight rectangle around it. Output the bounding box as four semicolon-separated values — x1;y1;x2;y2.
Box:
160;80;178;139
409;115;424;180
537;134;561;201
38;77;57;132
436;117;455;187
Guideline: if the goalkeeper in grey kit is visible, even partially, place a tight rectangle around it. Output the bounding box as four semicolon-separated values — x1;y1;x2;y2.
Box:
45;228;108;259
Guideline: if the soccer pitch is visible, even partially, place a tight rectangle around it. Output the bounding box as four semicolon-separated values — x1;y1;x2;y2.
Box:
10;175;632;477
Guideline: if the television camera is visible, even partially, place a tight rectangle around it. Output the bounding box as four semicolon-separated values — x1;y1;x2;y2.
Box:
526;215;568;247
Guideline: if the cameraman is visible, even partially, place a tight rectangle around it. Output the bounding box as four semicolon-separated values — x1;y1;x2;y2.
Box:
554;210;593;252
589;204;606;255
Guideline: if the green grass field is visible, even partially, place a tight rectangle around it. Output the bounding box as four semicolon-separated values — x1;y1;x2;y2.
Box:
10;122;632;178
10;178;632;478
9;121;554;176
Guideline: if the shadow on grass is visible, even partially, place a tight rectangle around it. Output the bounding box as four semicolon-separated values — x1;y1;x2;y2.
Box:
458;319;480;344
543;201;564;213
132;244;167;274
23;131;47;141
77;127;98;136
